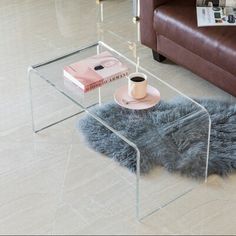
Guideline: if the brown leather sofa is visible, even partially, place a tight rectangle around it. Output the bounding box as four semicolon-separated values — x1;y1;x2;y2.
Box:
140;0;236;96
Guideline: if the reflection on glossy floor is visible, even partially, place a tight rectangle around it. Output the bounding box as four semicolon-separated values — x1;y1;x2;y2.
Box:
0;0;236;235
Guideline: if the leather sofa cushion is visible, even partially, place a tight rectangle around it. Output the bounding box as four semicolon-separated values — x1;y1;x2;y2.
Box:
153;0;236;76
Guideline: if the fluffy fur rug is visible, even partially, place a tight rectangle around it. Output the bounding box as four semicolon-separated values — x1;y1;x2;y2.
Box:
78;99;236;178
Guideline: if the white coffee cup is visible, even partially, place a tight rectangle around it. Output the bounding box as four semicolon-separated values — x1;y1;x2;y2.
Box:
128;72;147;99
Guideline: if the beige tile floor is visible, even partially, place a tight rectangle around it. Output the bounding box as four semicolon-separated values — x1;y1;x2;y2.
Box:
0;0;236;235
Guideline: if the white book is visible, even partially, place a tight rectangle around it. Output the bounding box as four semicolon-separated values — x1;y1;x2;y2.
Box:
196;0;236;26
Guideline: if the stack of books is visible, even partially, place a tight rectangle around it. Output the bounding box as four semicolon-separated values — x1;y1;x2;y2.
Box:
63;51;129;92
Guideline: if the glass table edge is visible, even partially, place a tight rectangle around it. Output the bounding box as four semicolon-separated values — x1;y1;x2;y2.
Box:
28;41;211;125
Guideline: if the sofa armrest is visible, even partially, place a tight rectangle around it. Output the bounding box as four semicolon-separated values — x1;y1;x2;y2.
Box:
140;0;169;50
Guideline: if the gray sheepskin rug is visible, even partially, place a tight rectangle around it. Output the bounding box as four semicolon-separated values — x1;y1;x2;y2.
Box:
77;99;236;178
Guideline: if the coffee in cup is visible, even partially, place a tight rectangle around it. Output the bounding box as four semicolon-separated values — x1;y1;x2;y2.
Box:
128;72;147;99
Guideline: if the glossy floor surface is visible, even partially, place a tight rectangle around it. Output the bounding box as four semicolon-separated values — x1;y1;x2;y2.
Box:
0;0;236;235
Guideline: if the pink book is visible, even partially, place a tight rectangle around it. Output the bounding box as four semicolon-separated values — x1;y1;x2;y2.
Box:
63;51;129;92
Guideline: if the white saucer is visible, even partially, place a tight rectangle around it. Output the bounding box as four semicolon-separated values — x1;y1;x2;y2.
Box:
114;85;161;110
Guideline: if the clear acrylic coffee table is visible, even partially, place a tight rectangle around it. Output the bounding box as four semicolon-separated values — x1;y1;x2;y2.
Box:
28;40;211;221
